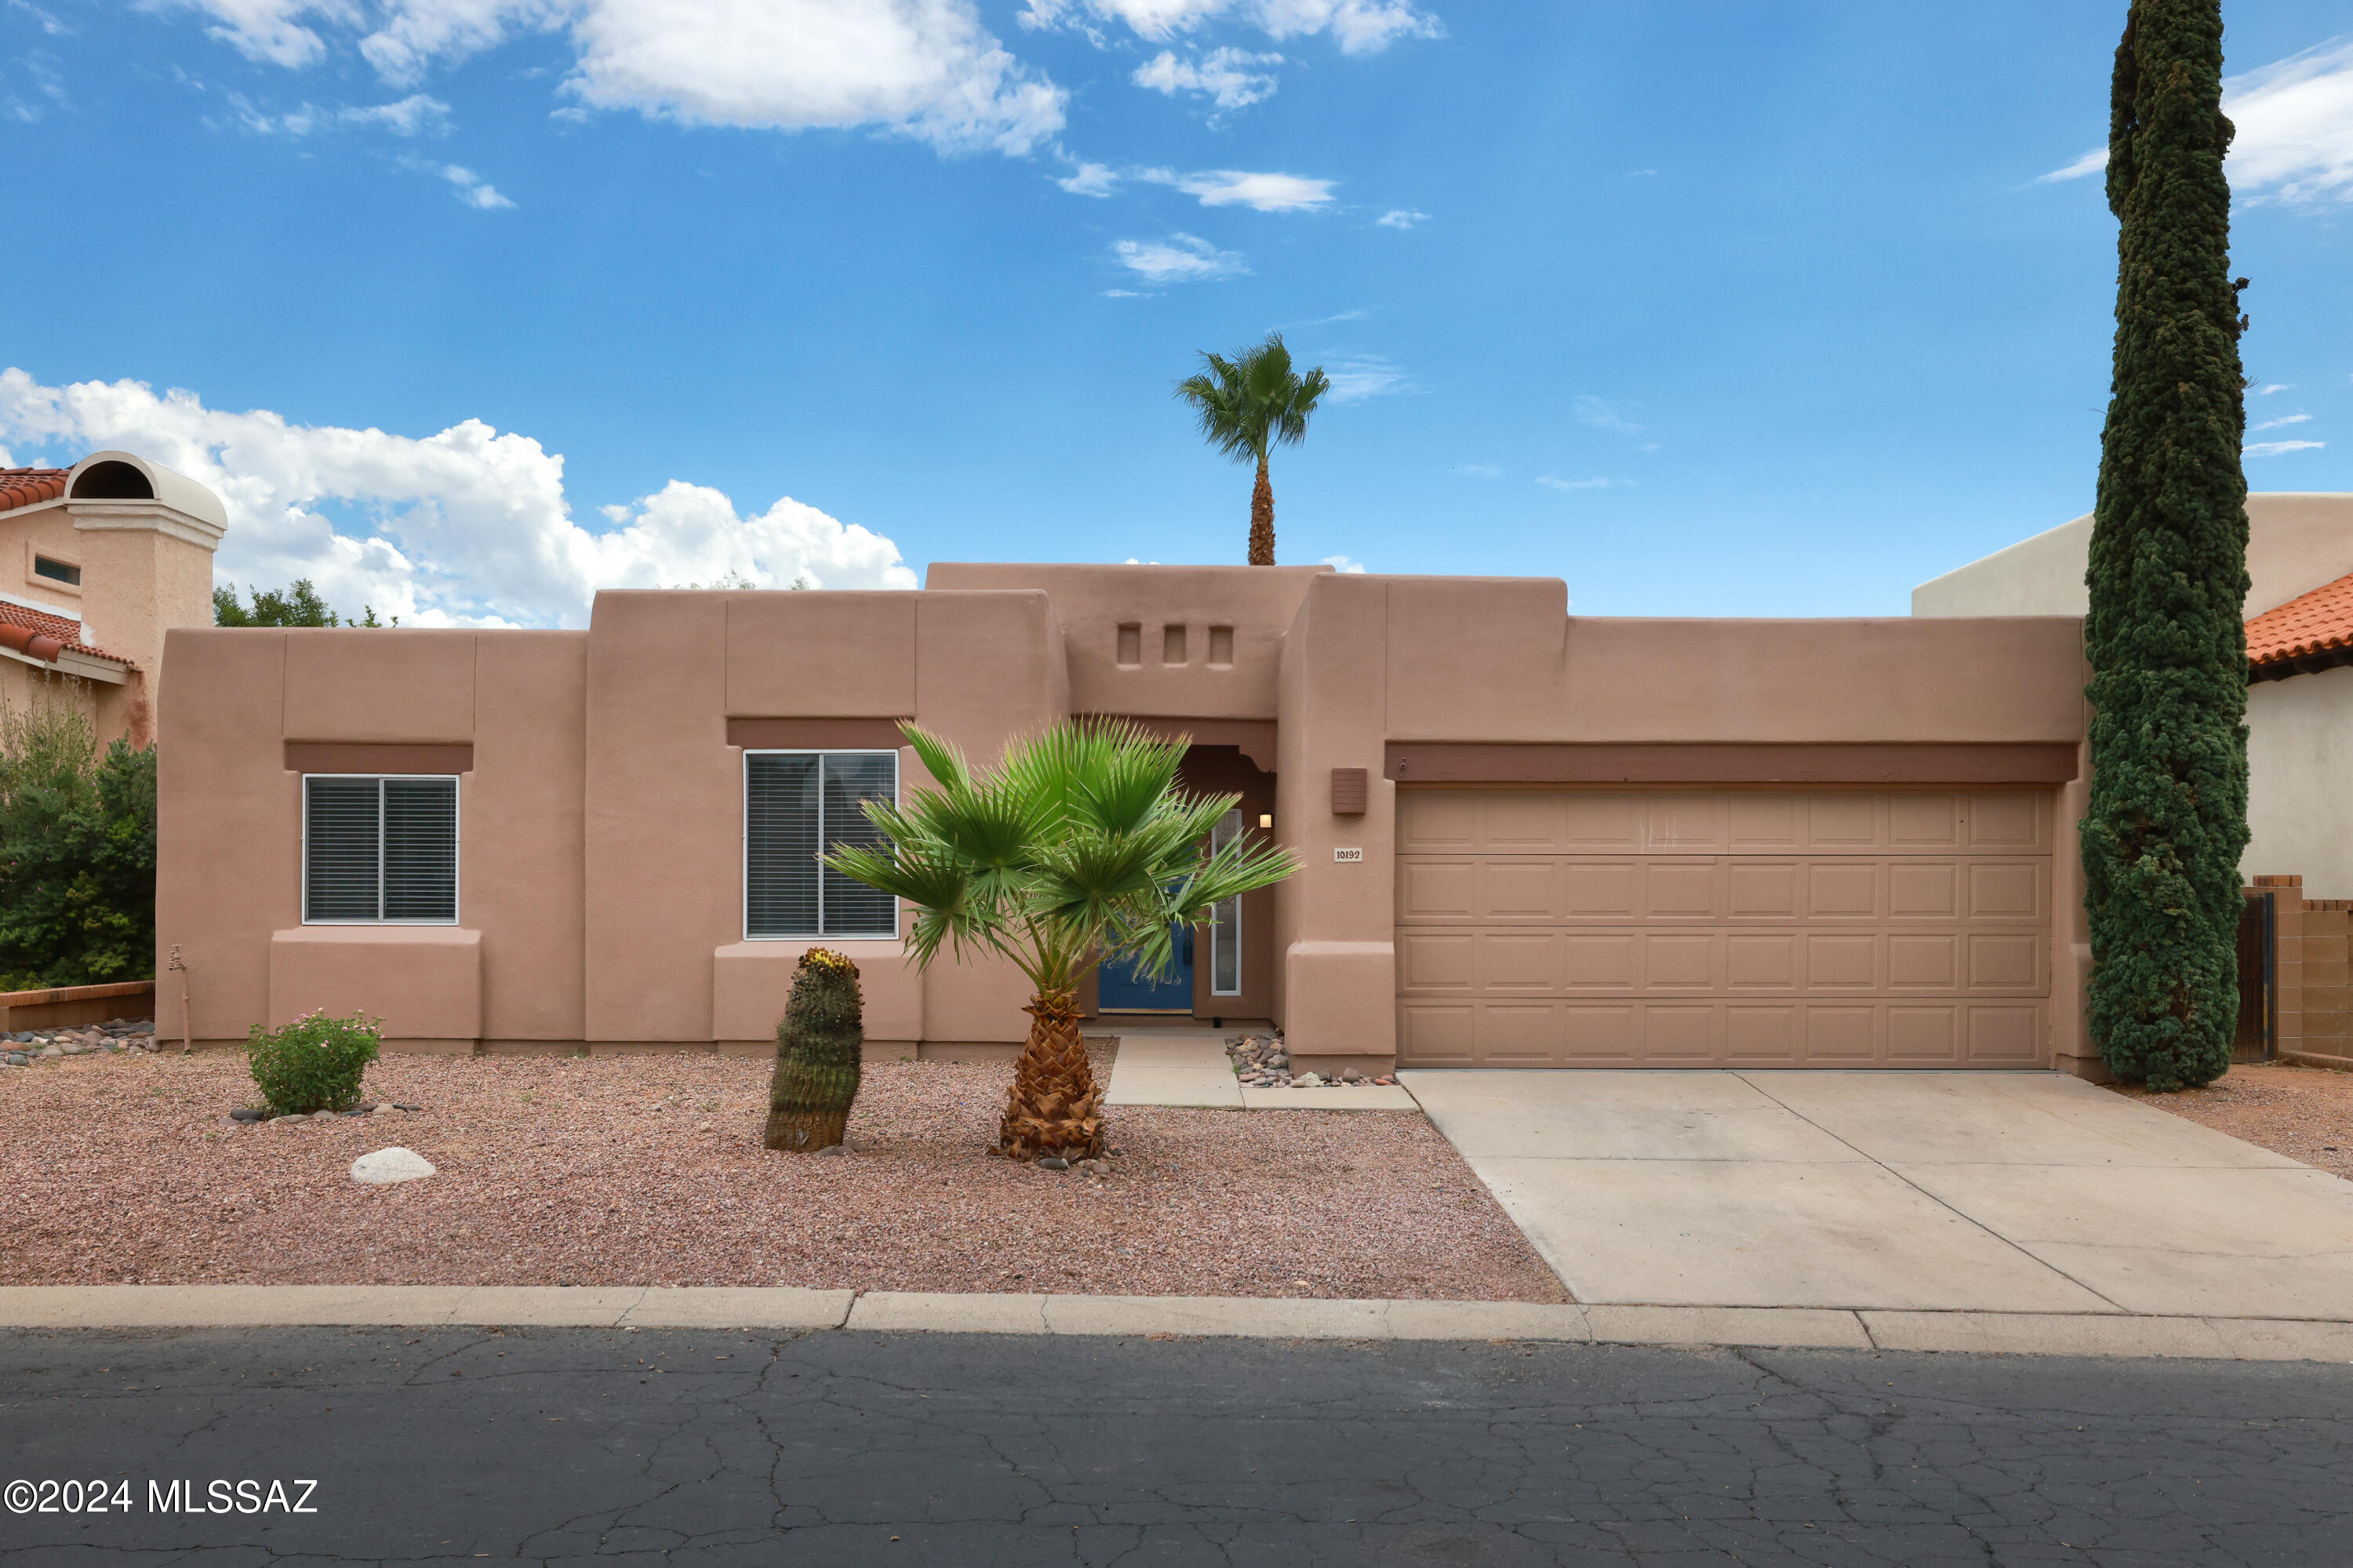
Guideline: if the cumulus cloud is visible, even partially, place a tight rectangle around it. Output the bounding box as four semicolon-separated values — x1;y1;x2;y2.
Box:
1023;0;1440;56
181;0;1067;157
1319;553;1367;573
1375;208;1427;228
2041;34;2353;204
1138;166;1333;210
1113;233;1246;282
0;369;916;628
1131;46;1282;111
435;162;515;207
1056;160;1119;195
2246;438;2326;457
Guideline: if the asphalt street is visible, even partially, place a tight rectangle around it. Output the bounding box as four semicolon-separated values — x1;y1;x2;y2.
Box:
2;1326;2348;1565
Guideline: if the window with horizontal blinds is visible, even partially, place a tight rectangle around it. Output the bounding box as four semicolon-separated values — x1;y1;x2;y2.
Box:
303;775;459;923
745;751;897;939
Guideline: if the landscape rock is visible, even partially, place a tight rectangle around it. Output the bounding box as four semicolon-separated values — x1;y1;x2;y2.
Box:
1293;1071;1324;1087
350;1148;437;1184
1036;1156;1070;1170
228;1108;265;1122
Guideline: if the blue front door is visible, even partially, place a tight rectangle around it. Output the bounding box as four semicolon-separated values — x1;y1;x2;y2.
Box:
1096;925;1195;1012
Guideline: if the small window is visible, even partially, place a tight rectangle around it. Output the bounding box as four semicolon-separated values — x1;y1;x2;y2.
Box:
1209;807;1243;995
304;776;458;923
744;751;897;939
32;556;79;587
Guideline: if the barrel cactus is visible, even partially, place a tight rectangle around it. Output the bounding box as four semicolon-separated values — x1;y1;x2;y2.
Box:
763;948;864;1152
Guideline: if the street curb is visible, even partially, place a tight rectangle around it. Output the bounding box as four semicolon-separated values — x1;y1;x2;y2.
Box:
2;1286;2350;1360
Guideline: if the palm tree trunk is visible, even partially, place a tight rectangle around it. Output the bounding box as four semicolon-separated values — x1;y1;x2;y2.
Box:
998;988;1104;1160
1248;451;1275;566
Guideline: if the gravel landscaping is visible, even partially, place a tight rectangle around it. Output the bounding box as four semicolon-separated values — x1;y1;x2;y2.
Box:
0;1048;1568;1303
2110;1060;2353;1181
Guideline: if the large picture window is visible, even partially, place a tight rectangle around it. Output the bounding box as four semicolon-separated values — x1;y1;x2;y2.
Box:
303;775;459;923
744;751;898;940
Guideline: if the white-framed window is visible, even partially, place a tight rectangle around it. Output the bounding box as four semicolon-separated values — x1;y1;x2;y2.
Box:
744;750;898;940
302;775;459;924
1209;807;1243;995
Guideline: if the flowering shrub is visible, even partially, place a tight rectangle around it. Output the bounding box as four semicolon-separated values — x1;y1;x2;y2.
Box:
246;1010;381;1115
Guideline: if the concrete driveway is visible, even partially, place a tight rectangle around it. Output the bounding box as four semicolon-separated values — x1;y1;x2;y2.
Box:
1401;1070;2353;1317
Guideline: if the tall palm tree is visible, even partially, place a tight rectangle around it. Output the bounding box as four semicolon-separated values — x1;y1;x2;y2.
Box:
824;719;1297;1161
1176;332;1331;566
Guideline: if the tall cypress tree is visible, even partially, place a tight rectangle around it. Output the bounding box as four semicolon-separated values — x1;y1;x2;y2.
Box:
2082;0;2251;1091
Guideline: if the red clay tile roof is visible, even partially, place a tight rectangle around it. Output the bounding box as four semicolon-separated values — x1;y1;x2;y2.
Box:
0;601;132;668
0;468;68;513
2246;572;2353;670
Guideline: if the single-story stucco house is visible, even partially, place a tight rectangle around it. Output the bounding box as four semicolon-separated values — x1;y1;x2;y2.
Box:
158;555;2100;1079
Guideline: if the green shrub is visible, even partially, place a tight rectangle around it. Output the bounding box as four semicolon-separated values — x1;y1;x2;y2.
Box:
0;696;156;990
247;1010;382;1115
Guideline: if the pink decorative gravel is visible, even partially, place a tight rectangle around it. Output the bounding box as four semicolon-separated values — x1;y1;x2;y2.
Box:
2109;1060;2353;1182
0;1051;1568;1302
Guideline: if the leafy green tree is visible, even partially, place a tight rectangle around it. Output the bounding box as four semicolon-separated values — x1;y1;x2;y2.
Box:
0;700;155;988
1176;332;1331;566
826;720;1297;1159
214;580;398;627
2082;0;2251;1091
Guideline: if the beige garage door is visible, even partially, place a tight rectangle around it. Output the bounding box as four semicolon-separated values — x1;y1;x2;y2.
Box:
1395;788;2052;1068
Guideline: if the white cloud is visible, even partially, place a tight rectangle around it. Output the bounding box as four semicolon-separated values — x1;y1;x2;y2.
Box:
1375;208;1427;228
1100;288;1142;297
1319;554;1366;573
2251;413;2313;431
1131;46;1281;111
415;160;515;207
1057;160;1119;195
1113;233;1246;282
1537;475;1627;491
231;91;452;136
2246;438;2326;457
2256;383;2294;395
2041;34;2353;204
1570;395;1642;436
1320;355;1409;402
0;369;916;628
181;0;1067;158
9;1;71;35
1022;0;1439;56
1140;166;1334;210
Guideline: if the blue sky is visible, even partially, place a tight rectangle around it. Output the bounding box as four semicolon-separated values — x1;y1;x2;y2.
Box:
4;0;2352;627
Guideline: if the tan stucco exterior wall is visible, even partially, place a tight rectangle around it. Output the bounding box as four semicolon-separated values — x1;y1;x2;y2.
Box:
1913;493;2353;900
1913;493;2353;620
158;567;2092;1070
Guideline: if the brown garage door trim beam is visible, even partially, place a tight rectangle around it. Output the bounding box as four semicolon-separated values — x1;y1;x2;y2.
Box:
1384;742;2079;786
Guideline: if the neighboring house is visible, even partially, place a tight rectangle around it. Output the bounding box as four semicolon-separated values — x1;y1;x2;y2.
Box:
159;566;2100;1078
1913;493;2353;897
0;451;228;746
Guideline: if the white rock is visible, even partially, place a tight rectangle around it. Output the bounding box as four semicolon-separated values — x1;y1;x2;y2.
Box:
1293;1071;1324;1087
350;1148;437;1184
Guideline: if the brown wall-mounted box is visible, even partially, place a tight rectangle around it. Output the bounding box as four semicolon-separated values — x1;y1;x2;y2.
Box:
1330;766;1367;815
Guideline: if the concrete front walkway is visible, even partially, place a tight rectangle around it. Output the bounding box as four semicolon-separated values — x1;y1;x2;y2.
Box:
1402;1070;2353;1319
1102;1028;1420;1110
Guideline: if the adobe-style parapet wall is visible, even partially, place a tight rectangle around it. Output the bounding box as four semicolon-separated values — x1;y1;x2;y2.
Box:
1271;573;2097;1072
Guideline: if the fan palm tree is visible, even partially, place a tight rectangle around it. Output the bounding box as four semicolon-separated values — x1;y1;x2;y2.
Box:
1176;332;1331;566
824;719;1297;1161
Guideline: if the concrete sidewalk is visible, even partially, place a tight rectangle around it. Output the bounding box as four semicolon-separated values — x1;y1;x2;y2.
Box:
2;1285;2350;1362
1403;1069;2353;1319
1103;1028;1420;1110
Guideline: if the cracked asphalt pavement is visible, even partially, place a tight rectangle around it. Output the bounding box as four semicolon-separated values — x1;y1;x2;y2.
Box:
3;1327;2350;1565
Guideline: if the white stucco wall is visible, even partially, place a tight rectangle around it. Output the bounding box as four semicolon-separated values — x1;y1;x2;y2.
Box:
1913;494;2353;620
2247;663;2353;897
